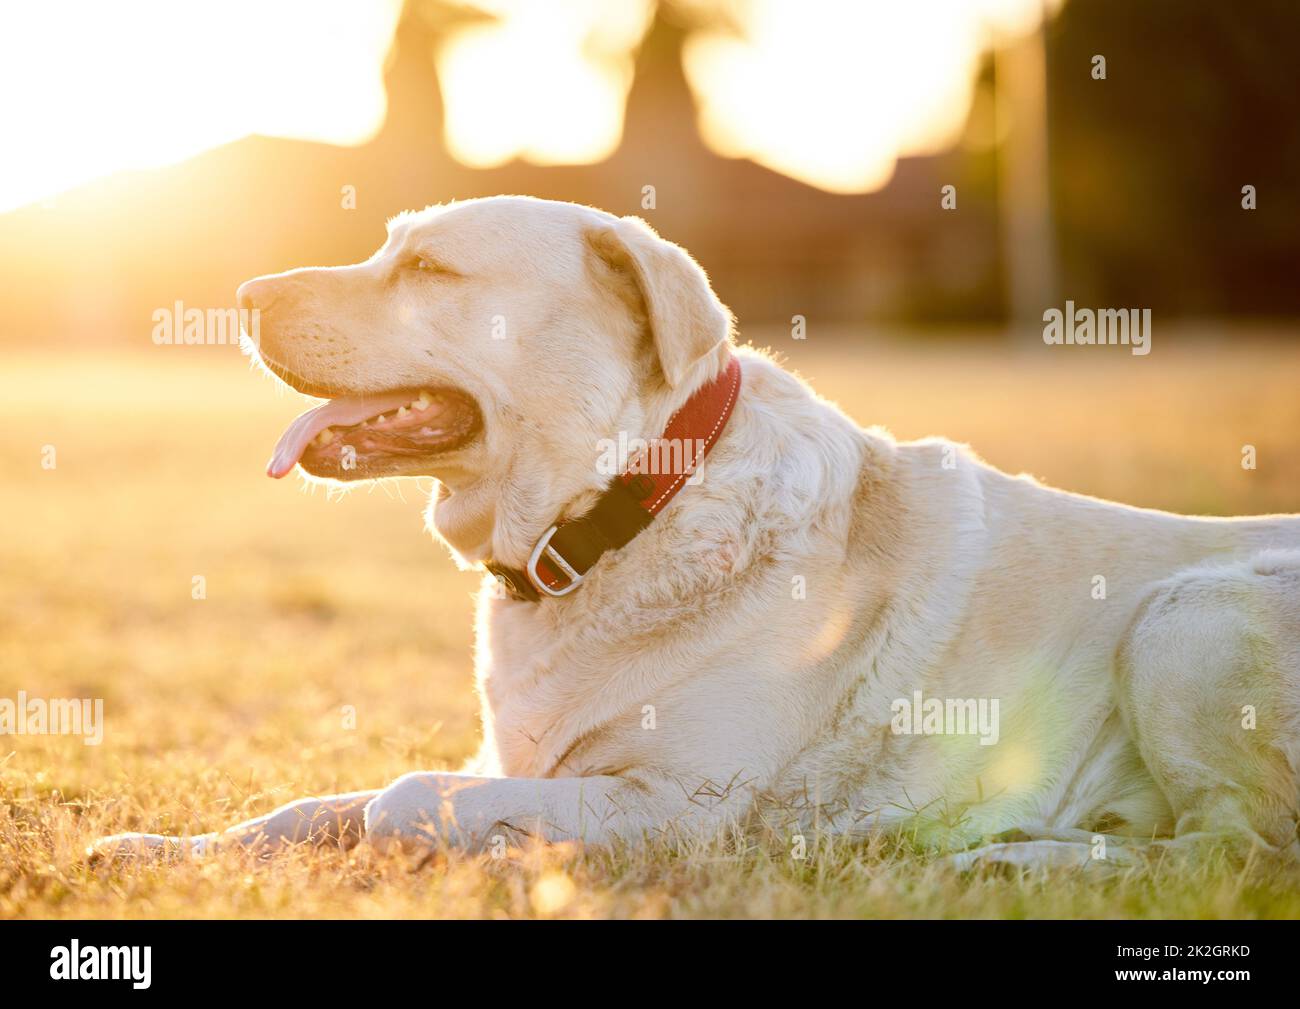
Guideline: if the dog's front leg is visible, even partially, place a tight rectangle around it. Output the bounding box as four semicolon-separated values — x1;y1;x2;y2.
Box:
365;771;733;852
91;789;379;860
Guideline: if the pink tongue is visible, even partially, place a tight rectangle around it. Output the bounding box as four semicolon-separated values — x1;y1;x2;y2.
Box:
267;390;424;478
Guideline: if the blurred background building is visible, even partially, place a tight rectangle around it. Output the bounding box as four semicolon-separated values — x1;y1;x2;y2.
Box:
0;0;1296;347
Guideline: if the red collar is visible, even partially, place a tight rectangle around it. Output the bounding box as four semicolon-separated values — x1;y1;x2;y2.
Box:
486;357;742;601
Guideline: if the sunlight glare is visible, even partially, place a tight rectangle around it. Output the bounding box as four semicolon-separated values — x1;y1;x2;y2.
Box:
435;0;654;168
682;0;1062;193
985;742;1040;797
0;0;402;212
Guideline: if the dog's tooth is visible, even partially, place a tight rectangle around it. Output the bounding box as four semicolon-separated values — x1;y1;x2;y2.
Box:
375;415;385;424
397;406;409;417
316;429;335;446
414;392;432;410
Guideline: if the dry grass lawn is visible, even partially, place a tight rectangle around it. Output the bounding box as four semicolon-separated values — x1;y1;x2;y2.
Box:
3;328;1299;918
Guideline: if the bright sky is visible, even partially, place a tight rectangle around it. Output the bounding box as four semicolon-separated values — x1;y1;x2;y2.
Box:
682;0;1060;193
0;0;1059;212
435;0;655;167
0;0;403;212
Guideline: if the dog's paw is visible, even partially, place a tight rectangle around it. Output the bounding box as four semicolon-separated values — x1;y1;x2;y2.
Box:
943;839;1137;874
87;832;213;864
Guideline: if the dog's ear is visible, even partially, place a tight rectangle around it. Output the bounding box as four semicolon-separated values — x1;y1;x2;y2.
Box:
586;216;732;388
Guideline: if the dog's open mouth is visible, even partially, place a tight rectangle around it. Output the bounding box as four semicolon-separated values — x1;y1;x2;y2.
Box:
268;386;482;479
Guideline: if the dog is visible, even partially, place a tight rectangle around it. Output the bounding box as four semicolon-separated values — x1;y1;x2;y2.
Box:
94;196;1300;868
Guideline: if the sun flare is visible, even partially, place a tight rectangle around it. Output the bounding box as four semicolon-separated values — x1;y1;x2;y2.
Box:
0;0;401;212
681;0;1061;193
1;0;1061;210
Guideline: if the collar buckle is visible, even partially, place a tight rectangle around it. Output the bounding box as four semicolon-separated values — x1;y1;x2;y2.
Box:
526;524;584;597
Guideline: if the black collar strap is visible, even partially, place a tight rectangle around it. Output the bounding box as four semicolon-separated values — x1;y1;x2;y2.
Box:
485;357;742;601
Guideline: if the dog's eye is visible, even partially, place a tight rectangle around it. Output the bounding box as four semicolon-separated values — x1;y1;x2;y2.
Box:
408;255;456;276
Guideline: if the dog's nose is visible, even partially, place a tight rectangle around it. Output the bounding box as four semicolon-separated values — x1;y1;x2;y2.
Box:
236;276;276;313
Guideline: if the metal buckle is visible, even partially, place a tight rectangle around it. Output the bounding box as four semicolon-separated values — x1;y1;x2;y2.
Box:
526;525;583;597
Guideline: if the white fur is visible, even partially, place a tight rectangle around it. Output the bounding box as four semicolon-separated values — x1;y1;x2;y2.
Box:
94;197;1300;865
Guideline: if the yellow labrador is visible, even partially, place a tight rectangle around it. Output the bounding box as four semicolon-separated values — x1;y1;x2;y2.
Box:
95;196;1300;867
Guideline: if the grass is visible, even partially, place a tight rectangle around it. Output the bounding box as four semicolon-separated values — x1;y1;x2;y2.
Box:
3;328;1299;919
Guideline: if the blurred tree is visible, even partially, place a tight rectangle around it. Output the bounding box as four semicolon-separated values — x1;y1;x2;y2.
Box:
1047;0;1300;316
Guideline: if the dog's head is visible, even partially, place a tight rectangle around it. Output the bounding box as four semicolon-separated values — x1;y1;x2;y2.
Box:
238;196;733;561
